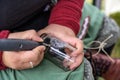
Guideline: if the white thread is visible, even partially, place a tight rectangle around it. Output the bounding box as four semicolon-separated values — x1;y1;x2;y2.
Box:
85;34;114;62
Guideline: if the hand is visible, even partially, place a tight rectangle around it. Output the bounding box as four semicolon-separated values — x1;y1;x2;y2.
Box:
38;24;84;70
2;30;45;70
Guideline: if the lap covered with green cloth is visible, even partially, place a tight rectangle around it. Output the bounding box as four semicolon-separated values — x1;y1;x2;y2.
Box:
0;57;84;80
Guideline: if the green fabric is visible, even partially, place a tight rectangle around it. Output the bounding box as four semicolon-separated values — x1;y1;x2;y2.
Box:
78;2;104;47
0;57;84;80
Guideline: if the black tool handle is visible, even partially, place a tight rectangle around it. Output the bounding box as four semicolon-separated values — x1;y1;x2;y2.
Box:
0;39;42;51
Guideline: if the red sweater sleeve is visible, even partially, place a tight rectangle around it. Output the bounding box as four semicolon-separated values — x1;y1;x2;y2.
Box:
0;30;10;70
49;0;84;35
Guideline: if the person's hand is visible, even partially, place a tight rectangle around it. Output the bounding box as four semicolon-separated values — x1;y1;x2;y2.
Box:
38;24;84;70
2;30;45;70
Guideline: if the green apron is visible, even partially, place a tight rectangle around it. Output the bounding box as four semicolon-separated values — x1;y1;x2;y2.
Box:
0;58;84;80
78;2;104;46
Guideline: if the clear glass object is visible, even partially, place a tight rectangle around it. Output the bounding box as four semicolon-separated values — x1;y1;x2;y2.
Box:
40;33;76;71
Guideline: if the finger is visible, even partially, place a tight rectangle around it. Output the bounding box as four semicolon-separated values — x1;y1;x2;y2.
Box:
31;46;45;62
32;46;46;54
19;46;45;66
31;32;44;42
71;40;83;57
25;30;42;42
69;52;84;70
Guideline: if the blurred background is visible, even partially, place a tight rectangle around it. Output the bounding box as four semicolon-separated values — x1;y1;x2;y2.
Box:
86;0;120;57
86;0;120;80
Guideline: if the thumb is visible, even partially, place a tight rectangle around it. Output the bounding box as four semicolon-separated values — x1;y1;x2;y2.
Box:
32;46;46;54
